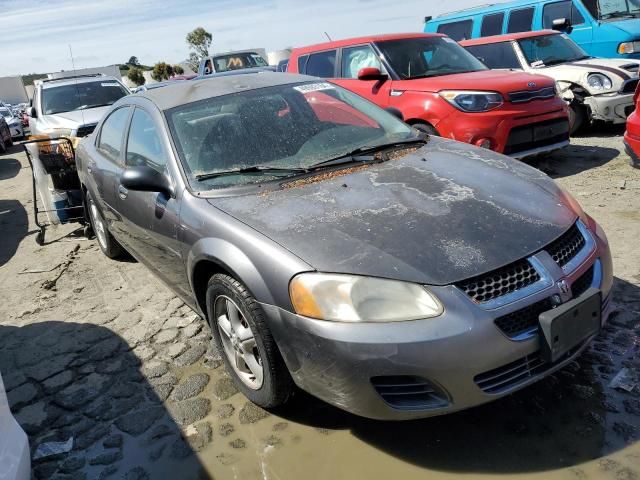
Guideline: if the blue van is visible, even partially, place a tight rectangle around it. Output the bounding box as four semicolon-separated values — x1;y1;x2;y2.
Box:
424;0;640;59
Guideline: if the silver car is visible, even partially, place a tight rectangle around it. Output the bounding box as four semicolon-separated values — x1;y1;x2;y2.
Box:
29;74;129;138
76;73;613;420
0;106;24;139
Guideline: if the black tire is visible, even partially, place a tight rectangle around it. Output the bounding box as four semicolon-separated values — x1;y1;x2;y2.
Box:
411;121;439;136
206;274;294;408
569;104;586;135
0;137;5;154
86;192;124;259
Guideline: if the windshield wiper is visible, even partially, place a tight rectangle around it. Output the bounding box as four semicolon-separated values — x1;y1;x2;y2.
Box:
309;137;427;169
601;11;636;19
195;165;308;181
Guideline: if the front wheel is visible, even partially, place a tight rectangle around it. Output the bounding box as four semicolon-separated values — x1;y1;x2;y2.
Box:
86;192;124;259
410;121;439;136
569;104;586;135
206;274;294;408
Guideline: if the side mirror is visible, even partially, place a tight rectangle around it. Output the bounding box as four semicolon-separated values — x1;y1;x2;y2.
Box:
121;166;172;197
385;107;404;121
552;18;571;31
29;107;37;118
357;67;387;81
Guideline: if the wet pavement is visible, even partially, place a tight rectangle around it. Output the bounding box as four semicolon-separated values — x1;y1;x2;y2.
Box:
0;130;639;480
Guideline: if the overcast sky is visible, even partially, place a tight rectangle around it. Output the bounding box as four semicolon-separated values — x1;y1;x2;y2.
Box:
1;0;505;76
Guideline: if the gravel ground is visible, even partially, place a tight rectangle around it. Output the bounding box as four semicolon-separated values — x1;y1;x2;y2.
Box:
0;128;639;480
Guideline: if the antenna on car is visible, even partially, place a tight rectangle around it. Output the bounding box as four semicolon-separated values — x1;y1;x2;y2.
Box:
69;44;86;131
324;31;332;41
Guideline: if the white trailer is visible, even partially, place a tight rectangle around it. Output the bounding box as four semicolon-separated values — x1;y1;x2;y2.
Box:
0;76;28;105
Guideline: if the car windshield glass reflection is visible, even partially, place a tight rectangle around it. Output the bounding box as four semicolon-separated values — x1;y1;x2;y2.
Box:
519;34;590;66
166;82;415;189
375;37;487;79
41;81;129;115
598;0;640;19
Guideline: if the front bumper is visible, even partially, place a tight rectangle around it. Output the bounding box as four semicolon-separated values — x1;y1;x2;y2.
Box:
624;110;640;167
584;92;635;124
265;220;613;420
436;98;570;158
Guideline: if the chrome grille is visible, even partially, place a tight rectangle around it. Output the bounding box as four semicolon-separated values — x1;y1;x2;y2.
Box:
494;298;552;338
371;376;448;410
508;86;556;103
455;259;540;303
571;265;594;298
546;223;585;268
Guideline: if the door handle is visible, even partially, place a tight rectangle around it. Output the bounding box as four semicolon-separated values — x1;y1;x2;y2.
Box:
118;185;128;199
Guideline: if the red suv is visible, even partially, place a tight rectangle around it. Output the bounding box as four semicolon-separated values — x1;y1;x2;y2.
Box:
288;33;570;158
624;84;640;169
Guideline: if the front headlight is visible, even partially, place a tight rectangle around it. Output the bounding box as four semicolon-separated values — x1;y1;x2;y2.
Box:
439;90;503;112
618;41;640;55
587;73;613;91
289;273;443;322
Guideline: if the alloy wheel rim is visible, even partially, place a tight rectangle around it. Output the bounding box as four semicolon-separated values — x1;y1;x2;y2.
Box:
215;295;264;390
89;201;108;250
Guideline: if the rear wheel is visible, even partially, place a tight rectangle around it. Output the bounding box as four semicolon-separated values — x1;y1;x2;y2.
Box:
86;192;124;259
206;274;294;408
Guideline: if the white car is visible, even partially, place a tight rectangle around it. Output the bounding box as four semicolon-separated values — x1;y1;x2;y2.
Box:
0;373;30;480
462;30;640;133
0;106;24;139
29;74;130;138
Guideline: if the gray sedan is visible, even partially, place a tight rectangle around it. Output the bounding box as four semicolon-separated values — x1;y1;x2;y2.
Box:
76;72;613;420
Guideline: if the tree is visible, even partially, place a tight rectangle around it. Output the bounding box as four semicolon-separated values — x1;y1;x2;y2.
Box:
186;27;212;71
128;56;140;66
127;67;145;86
151;62;174;82
173;65;184;75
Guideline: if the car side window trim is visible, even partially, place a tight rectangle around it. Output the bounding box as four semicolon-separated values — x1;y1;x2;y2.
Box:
96;106;132;165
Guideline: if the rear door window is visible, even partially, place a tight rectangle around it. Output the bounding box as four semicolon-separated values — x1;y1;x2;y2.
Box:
97;107;131;162
481;12;505;36
543;1;585;27
436;20;473;41
304;50;337;78
465;42;522;69
507;7;534;33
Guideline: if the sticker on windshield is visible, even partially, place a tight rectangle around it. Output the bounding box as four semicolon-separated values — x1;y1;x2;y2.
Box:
101;82;120;87
293;83;335;93
442;37;457;44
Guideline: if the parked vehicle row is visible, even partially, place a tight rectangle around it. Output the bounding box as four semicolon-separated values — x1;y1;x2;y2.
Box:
425;0;640;59
287;33;571;157
461;30;640;133
0;106;25;139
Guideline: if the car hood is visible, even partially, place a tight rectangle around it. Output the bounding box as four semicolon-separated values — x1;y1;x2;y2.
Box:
397;69;555;95
535;57;640;91
209;137;577;286
606;18;640;37
40;107;109;129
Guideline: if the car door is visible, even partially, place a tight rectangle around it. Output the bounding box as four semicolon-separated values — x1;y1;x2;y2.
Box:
335;44;392;108
113;106;185;290
90;106;132;228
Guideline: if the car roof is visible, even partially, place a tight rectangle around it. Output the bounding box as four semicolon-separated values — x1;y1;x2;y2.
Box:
41;75;122;89
434;0;543;21
460;29;559;46
136;71;316;111
291;33;444;56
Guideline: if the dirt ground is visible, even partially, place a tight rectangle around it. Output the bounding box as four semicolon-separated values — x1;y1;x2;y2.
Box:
1;128;639;480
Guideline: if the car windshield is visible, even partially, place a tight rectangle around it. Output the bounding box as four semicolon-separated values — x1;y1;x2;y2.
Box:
41;80;129;115
375;37;487;79
0;108;12;119
213;53;269;72
597;0;640;19
166;81;416;190
518;34;590;67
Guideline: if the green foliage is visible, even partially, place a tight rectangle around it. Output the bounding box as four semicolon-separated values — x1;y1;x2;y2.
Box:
186;27;213;72
173;65;185;75
151;62;174;82
128;56;140;66
21;73;48;86
127;67;146;86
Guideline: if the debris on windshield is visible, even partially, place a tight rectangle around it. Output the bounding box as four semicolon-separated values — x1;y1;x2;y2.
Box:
282;164;371;189
609;368;637;392
33;437;74;460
